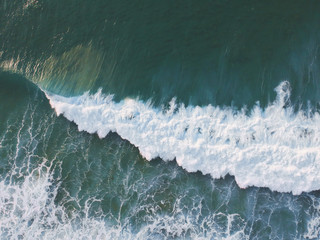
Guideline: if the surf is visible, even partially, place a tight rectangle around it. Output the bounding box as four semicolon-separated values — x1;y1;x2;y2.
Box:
45;81;320;195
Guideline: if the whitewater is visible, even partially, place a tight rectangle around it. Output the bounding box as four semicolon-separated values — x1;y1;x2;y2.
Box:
45;81;320;195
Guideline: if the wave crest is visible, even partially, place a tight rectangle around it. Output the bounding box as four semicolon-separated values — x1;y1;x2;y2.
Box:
45;82;320;194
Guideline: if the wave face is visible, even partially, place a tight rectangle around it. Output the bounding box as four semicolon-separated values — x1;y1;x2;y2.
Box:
46;81;320;195
2;0;320;107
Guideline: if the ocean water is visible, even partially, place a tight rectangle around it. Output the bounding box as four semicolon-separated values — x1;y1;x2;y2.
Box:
1;0;320;239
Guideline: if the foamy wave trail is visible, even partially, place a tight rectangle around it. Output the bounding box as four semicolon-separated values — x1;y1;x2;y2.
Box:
0;159;247;240
45;81;320;195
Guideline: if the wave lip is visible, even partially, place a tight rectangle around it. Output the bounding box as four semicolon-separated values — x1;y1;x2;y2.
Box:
45;81;320;195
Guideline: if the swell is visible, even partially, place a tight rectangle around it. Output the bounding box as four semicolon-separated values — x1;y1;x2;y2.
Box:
45;81;320;195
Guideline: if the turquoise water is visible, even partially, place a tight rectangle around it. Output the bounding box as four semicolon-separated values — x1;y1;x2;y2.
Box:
1;1;320;239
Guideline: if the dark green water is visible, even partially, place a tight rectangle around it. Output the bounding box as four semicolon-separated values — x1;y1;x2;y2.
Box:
1;1;320;239
2;0;320;107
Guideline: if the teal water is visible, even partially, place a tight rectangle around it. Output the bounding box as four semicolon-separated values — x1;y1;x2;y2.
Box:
2;0;320;107
1;1;320;239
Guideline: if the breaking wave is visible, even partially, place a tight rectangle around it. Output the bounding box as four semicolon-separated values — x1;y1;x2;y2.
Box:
45;81;320;195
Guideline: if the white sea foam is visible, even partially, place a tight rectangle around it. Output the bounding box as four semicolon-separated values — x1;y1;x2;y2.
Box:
0;161;247;240
45;81;320;195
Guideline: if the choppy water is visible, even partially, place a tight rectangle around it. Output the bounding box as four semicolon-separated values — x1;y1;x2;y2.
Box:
1;1;320;239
